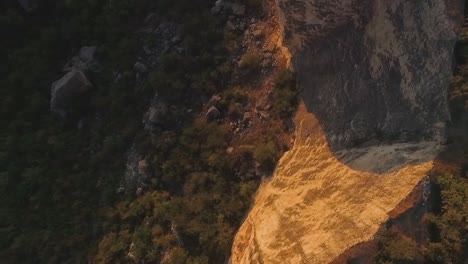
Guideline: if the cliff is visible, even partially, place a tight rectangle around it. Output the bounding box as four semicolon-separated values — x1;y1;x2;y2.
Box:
231;0;462;263
279;0;460;150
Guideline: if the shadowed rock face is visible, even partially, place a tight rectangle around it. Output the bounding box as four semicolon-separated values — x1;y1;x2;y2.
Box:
279;0;459;150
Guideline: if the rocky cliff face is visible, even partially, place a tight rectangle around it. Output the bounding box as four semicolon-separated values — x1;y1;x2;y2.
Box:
231;0;462;263
279;0;460;150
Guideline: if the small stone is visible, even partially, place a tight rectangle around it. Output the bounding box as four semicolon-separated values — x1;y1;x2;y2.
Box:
259;111;270;120
206;106;221;121
265;42;276;52
253;30;263;38
171;35;181;44
243;112;252;122
226;20;236;31
138;160;148;176
231;3;246;16
263;52;272;59
206;95;222;109
136;187;143;196
211;0;224;14
116;186;125;194
227;147;234;154
134;62;148;73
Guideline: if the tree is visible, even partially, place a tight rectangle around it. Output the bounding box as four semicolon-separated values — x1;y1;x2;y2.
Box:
254;141;278;173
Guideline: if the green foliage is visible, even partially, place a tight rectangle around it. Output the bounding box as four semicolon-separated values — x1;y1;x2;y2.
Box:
94;231;132;263
273;69;298;118
254;141;278;173
375;231;420;264
424;174;468;263
373;174;468;264
239;51;262;75
449;65;468;122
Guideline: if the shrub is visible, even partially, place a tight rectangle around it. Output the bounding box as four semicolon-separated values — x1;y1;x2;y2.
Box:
375;231;420;264
239;51;262;75
273;69;297;118
254;141;277;173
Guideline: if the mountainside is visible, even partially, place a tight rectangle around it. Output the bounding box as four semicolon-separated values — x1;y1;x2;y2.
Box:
231;0;464;263
2;0;467;263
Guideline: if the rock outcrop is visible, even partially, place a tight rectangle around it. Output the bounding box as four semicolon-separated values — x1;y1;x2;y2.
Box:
278;0;460;150
231;0;463;263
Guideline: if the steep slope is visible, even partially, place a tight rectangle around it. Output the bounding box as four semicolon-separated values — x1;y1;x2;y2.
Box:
231;0;462;263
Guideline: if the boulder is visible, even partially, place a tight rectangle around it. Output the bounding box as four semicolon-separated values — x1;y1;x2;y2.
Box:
243;112;252;123
136;187;144;196
63;46;99;72
211;0;226;14
143;104;168;131
137;159;149;178
50;70;92;116
206;106;221;121
134;61;148;73
231;3;246;16
206;95;222;109
253;29;263;39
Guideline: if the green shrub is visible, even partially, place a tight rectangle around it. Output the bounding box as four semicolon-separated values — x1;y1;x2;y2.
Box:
254;141;277;173
239;51;262;75
273;69;297;118
375;231;420;264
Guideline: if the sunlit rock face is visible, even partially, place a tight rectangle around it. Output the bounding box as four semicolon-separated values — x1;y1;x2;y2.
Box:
231;104;441;264
231;0;462;263
279;0;459;150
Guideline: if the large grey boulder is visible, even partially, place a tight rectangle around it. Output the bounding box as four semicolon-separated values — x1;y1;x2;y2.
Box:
63;46;99;72
50;70;92;116
276;0;463;150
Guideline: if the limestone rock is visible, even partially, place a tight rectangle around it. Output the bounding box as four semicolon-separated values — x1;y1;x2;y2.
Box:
50;70;91;116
